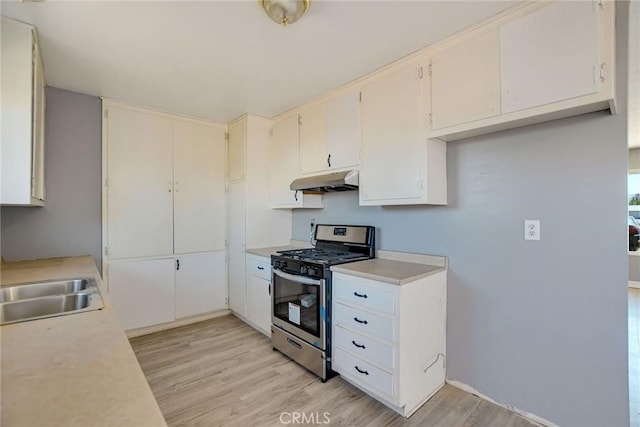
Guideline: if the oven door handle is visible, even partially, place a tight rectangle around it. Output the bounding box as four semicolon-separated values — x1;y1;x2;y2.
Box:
273;268;323;286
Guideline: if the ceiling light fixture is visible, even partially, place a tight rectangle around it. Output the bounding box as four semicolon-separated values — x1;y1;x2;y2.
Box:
259;0;311;27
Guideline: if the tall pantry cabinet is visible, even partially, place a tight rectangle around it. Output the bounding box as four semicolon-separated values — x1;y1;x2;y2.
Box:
102;101;227;331
227;115;291;332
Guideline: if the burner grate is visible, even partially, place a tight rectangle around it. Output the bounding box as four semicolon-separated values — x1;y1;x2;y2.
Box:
277;248;368;264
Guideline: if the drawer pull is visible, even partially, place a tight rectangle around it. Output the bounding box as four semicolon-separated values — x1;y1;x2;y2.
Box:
353;291;368;299
257;266;265;270
351;340;366;349
287;338;302;349
354;366;369;375
353;317;368;325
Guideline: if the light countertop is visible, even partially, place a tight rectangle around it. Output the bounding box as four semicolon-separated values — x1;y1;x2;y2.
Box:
331;258;446;285
246;241;312;258
0;256;167;427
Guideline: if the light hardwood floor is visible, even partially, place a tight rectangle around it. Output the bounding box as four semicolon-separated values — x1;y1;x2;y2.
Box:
630;288;640;427
131;315;534;427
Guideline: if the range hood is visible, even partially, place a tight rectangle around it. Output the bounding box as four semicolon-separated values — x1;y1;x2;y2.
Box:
290;170;359;193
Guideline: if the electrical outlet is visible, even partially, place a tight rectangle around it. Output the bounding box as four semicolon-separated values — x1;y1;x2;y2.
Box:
524;220;540;241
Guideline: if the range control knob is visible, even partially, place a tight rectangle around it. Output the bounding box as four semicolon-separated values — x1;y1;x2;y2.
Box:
307;267;318;277
300;266;308;275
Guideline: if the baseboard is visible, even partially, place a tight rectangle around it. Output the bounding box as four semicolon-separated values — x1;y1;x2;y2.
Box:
629;281;640;289
125;310;231;338
446;379;557;427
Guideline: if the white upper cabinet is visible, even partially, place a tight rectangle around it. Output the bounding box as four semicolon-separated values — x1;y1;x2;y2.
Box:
106;105;226;259
326;89;361;170
428;0;614;141
1;18;46;206
299;103;328;174
173;120;226;254
270;115;300;207
500;1;600;114
431;30;501;130
298;90;361;174
107;107;175;259
269;114;323;209
228;119;246;182
360;62;446;206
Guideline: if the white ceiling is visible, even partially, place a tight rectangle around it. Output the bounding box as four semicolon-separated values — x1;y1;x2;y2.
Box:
1;0;521;123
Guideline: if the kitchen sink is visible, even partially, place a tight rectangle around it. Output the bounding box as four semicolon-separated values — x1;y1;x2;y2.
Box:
0;278;104;325
0;279;91;303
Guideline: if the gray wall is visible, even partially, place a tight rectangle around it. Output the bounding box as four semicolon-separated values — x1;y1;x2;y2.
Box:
293;8;630;426
630;148;640;170
629;254;640;282
1;87;102;271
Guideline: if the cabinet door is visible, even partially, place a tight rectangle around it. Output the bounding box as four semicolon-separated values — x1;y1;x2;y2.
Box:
360;63;424;203
173;120;226;254
108;258;175;330
326;89;360;170
500;1;600;113
269;115;300;207
246;273;271;335
431;30;500;130
299;104;327;174
175;251;226;318
31;35;45;201
107;107;174;259
228;119;246;182
228;181;246;316
1;18;43;205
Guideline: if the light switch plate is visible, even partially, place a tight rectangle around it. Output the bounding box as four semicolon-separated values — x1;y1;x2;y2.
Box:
524;220;540;241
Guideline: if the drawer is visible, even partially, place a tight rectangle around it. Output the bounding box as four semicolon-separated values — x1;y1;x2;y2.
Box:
333;347;395;400
333;273;395;315
247;255;271;280
334;325;395;370
334;303;394;343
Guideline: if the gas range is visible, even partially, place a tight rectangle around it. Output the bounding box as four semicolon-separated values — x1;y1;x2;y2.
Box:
272;248;372;279
270;224;375;382
272;225;375;279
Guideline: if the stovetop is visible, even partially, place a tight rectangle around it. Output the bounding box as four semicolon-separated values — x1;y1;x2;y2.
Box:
276;248;370;265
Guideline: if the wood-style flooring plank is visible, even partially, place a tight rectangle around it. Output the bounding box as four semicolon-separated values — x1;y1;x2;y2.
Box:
130;315;537;427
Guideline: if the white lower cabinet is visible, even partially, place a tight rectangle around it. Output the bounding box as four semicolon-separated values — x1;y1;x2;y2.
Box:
331;271;447;418
108;252;227;331
245;254;272;336
108;258;175;330
175;251;226;319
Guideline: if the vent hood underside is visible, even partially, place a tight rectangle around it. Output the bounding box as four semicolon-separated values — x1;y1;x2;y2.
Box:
290;170;358;193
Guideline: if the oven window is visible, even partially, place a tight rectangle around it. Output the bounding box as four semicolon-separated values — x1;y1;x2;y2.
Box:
273;275;320;338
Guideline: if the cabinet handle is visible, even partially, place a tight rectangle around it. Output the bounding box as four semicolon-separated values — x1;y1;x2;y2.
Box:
327;154;331;168
354;366;369;375
176;259;180;271
294;190;298;202
287;337;302;350
257;266;264;270
268;284;271;296
351;340;366;349
353;317;368;325
353;291;368;299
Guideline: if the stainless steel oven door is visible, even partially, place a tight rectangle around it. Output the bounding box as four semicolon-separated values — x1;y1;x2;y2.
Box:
271;268;326;350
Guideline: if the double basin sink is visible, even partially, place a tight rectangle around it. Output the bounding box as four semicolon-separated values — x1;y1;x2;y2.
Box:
0;278;104;325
